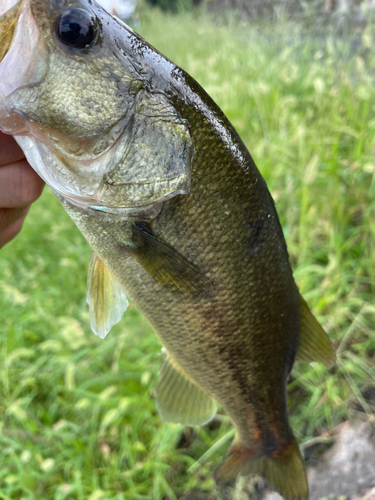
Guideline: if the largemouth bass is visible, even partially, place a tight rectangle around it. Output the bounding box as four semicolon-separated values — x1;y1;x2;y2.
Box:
0;1;335;498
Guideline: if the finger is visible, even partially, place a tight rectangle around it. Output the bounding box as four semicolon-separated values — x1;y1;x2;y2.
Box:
0;206;28;231
0;160;44;208
0;210;28;249
0;132;25;167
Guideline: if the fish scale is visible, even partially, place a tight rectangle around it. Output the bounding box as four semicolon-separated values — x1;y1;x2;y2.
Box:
0;1;336;498
117;126;298;434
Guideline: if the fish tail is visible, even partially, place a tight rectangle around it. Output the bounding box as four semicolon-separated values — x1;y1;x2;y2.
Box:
215;436;308;500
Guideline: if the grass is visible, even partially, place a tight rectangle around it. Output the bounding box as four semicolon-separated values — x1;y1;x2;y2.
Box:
1;5;375;499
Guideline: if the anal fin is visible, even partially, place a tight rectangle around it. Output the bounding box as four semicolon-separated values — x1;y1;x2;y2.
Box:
296;296;335;368
155;352;216;426
86;252;129;339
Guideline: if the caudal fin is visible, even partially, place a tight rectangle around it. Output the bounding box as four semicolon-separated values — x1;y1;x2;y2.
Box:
215;437;308;500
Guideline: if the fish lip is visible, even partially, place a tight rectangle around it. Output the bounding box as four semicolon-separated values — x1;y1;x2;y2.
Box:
0;0;23;64
0;0;21;17
0;0;49;134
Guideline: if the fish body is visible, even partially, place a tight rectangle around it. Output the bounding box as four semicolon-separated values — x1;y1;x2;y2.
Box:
0;2;335;498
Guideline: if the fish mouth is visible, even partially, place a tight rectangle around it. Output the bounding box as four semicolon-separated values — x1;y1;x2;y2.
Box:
0;0;22;63
0;0;49;135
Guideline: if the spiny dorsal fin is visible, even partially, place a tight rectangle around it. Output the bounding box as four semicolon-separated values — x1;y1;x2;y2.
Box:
155;352;216;426
86;252;129;339
296;296;335;368
131;222;211;299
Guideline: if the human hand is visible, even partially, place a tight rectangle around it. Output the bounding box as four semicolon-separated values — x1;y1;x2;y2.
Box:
0;132;44;248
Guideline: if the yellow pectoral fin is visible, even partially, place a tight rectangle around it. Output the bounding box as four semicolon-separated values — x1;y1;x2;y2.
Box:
86;252;129;339
296;296;336;368
155;353;216;426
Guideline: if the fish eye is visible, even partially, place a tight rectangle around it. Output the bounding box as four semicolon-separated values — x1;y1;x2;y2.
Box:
55;8;99;50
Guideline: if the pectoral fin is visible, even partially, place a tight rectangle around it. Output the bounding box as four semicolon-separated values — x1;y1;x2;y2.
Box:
156;352;216;426
130;222;211;298
296;296;335;368
86;253;129;339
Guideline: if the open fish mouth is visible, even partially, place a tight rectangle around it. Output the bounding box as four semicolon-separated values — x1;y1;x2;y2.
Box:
0;0;46;135
0;0;22;63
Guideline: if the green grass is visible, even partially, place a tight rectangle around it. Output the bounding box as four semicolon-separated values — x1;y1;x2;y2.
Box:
1;7;375;500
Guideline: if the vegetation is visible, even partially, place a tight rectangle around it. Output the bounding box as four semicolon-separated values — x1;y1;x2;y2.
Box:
143;0;375;21
1;7;375;500
144;0;201;14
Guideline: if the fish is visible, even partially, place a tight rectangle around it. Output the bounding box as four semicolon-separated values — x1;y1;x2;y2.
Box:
0;1;335;498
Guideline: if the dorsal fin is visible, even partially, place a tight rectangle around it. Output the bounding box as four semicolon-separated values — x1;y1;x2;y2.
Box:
86;252;129;339
296;296;335;368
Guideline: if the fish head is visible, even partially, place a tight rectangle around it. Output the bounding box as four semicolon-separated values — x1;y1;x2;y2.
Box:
0;0;193;211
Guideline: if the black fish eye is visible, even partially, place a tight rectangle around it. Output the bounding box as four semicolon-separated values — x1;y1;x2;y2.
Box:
55;8;98;50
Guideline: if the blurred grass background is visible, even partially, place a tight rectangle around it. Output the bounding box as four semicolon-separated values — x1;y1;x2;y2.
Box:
1;2;375;499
